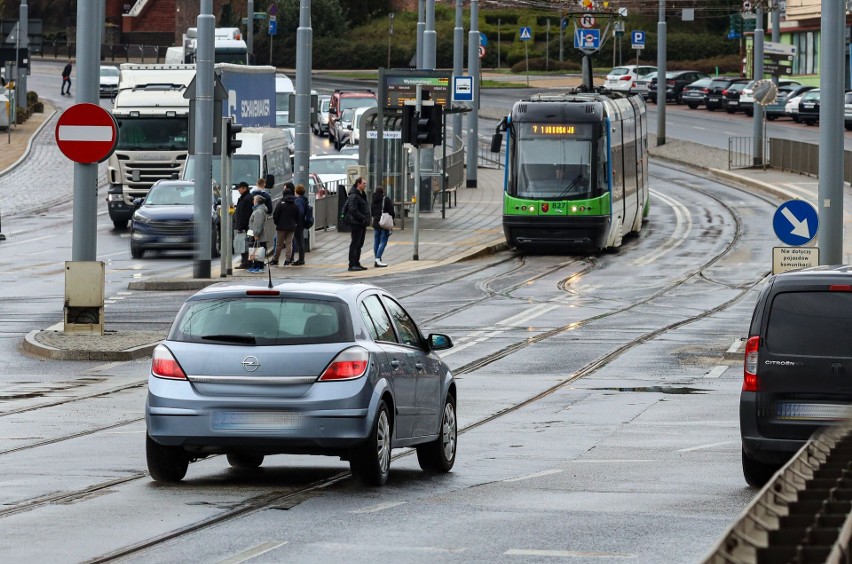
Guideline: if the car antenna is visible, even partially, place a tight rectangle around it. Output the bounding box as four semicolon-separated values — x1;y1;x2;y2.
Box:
266;258;273;289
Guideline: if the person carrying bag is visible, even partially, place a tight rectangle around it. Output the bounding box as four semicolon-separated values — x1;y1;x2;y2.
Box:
371;186;395;268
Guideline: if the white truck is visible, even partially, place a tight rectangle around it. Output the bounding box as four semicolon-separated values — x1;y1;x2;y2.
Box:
106;63;276;228
165;27;249;66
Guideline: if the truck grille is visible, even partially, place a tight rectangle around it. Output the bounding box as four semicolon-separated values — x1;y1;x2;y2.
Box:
116;154;187;190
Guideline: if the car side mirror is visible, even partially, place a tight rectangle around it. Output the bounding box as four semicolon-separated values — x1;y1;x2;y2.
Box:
490;133;503;153
428;333;453;351
132;198;143;207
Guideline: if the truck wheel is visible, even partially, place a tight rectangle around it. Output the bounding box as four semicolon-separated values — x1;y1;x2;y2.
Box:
113;219;128;229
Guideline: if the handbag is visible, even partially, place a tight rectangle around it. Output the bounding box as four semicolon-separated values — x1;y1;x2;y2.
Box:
233;232;246;254
248;244;266;262
379;212;394;231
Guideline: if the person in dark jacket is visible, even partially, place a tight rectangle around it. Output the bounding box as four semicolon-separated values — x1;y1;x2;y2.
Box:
345;177;370;271
270;185;299;266
61;61;72;96
371;186;394;268
289;184;308;266
232;182;253;269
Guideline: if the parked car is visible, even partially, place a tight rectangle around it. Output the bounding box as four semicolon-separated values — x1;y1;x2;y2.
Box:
309;153;359;194
144;281;457;486
647;70;708;104
721;82;749;113
766;85;816;120
130;180;220;259
845;91;852;131
603;65;657;93
632;71;657;100
798;89;821;125
740;79;800;117
785;92;808;122
740;266;852;487
99;65;119;99
312;95;331;137
705;77;749;111
681;77;714;109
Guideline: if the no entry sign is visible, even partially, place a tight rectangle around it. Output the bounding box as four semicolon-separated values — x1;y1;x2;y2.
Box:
55;103;118;164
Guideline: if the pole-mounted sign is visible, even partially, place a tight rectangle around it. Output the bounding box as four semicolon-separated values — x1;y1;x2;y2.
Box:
54;103;118;164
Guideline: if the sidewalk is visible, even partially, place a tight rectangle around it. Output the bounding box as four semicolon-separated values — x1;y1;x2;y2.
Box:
6;97;833;360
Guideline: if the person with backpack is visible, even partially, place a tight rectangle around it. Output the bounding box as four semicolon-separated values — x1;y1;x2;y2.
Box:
345;177;370;272
270;184;299;266
289;184;312;266
371;186;394;268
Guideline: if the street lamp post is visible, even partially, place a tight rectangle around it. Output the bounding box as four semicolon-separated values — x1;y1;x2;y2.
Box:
387;13;393;68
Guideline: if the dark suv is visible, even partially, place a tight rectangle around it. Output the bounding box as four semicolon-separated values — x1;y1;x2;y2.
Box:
705;77;748;111
740;266;852;487
648;70;708;104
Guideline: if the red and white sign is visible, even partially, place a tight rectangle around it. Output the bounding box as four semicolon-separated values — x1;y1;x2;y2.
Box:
54;103;118;164
579;15;596;28
479;45;486;59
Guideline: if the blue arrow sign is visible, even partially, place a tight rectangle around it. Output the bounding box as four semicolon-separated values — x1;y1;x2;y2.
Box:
773;200;818;246
479;32;488;47
519;27;532;41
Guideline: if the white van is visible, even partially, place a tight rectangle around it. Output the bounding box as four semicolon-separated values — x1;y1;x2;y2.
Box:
275;73;295;128
181;127;292;204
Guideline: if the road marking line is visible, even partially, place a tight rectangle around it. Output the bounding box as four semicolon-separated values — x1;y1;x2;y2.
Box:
351;501;406;514
99;250;128;258
726;338;744;353
217;541;288;564
503;469;563;482
632;189;692;266
677;440;737;453
704;365;728;379
572;459;654;463
505;549;635;558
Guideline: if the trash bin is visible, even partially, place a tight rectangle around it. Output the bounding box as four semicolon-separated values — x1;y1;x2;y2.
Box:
0;93;9;130
418;176;434;213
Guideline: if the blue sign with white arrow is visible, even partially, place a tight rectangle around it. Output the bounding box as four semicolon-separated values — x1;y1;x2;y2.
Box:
773;200;818;246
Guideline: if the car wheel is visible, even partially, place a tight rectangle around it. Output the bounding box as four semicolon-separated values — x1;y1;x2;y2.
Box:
227;452;264;469
793;116;800;123
846;123;852;131
130;242;144;259
416;394;457;473
805;120;815;126
146;434;188;483
742;448;778;488
350;399;391;486
767;115;777;121
725;109;735;114
113;219;128;229
687;104;698;110
745;110;753;117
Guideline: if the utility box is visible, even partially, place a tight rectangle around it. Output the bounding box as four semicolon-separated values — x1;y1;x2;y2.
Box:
64;261;105;335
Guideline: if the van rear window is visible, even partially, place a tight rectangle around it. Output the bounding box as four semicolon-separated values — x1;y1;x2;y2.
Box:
765;292;852;357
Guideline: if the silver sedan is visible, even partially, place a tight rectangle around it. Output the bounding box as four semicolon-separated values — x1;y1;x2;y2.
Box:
145;281;457;486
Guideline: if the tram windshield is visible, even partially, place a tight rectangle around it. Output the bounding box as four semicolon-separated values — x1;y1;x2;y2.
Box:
513;123;594;200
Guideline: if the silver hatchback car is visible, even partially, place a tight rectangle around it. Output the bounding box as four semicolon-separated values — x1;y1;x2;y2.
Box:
146;281;457;486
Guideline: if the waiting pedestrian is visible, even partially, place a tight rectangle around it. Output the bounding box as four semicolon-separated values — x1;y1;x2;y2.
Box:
250;177;273;213
61;61;72;96
345;177;370;272
247;195;269;273
290;183;308;266
270;185;298;266
371;186;394;268
232;182;253;269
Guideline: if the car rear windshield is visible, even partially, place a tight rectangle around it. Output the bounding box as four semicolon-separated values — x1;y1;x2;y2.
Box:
169;296;353;345
765;292;852;357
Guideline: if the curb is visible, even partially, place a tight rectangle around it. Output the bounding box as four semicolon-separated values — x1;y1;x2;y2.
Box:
0;108;58;178
22;329;162;361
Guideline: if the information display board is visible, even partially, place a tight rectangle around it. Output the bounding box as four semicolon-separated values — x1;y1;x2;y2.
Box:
379;69;452;109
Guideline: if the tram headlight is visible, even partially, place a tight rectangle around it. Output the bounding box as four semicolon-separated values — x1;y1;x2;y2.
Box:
571;205;578;213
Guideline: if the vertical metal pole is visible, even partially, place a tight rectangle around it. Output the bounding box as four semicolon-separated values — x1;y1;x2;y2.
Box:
770;5;780;86
417;0;425;69
818;0;844;264
293;0;312;189
466;0;479;188
752;8;764;166
387;13;394;68
441;112;447;219
453;0;463;150
656;0;667;146
220;117;231;277
247;0;254;57
71;0;103;261
559;15;563;62
546;20;550;71
524;41;529;86
613;30;616;68
424;0;436;69
193;0;214;278
498;19;502;68
18;0;28;102
413;85;421;260
269;34;273;64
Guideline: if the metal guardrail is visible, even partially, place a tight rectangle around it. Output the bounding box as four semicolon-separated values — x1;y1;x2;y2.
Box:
704;420;852;563
38;42;168;64
478;142;504;169
728;136;759;170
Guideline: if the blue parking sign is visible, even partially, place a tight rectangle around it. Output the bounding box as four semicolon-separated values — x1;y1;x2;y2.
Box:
631;31;645;45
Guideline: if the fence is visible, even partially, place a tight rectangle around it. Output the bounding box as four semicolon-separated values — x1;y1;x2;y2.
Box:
478;142;504;169
729;137;852;185
728;136;760;170
39;42;169;64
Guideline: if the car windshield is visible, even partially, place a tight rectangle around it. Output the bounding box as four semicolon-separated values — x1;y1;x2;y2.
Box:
802;91;820;101
320;99;330;112
340;97;377;111
169;296;353;345
100;67;119;78
145;184;195;205
310;157;356;175
183;155;260;187
609;67;630;76
512;123;595;200
765;292;852;357
641;72;657;81
687;78;713;88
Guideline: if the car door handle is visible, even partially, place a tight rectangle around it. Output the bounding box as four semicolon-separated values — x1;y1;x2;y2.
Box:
390;360;400;368
414;363;424;371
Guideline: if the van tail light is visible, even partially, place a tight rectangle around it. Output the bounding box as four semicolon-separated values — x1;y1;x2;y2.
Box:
318;347;369;381
743;337;760;392
151;344;187;380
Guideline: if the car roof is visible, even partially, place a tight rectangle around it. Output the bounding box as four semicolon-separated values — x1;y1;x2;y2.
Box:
687;77;713;86
770;265;852;287
310;153;358;160
152;179;194;188
189;280;383;301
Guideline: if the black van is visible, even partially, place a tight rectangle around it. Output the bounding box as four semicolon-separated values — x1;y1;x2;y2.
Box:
740;266;852;487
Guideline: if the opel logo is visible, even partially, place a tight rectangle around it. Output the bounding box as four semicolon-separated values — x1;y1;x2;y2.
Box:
241;356;260;372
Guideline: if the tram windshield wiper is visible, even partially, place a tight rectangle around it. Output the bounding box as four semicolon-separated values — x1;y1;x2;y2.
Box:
557;174;584;198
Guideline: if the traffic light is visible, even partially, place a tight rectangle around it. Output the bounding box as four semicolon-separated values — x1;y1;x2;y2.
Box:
226;120;243;156
401;104;443;147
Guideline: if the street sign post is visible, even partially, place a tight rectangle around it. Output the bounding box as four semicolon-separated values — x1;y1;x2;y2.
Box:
631;30;646;50
54;103;118;164
519;27;532;41
478;45;486;59
773;200;819;246
453;75;474;101
573;28;600;51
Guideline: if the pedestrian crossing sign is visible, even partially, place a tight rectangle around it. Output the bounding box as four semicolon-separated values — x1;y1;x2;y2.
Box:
519;27;532;41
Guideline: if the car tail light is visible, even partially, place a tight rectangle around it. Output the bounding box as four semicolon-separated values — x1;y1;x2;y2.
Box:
721;89;728;95
246;290;280;296
151;344;187;380
318;347;369;381
666;80;675;85
743;337;760;392
830;285;852;292
619;76;631;81
702;88;709;93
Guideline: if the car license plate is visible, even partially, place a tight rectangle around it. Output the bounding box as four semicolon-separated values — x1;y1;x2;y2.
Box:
161;236;188;244
729;101;738;105
804;103;815;108
213;411;304;431
776;402;852;421
709;96;720;102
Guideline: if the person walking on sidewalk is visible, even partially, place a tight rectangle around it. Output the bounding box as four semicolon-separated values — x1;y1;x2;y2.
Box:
247;195;269;273
233;182;253;269
270;185;298;266
345;177;370;272
61;61;72;96
290;183;309;266
371;186;394;268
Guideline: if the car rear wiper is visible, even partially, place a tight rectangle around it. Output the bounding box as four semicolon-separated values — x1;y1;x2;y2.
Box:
201;334;257;344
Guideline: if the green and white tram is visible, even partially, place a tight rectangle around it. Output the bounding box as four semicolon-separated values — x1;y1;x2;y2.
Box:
492;91;649;251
